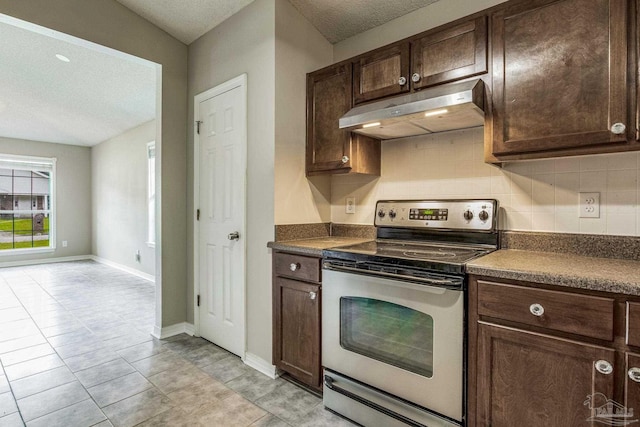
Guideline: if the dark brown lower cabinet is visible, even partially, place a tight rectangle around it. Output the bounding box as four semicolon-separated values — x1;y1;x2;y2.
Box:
469;275;640;427
477;322;615;427
272;252;321;391
625;353;640;411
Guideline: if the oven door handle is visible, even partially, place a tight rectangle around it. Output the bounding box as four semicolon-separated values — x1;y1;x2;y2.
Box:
323;262;462;290
324;375;428;427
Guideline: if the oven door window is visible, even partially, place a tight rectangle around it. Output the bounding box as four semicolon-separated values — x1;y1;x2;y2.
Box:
340;297;434;378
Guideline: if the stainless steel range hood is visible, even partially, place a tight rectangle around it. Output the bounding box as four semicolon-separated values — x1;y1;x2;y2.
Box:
339;79;485;140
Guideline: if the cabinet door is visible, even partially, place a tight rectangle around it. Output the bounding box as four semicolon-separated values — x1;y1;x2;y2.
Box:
306;63;353;175
626;353;640;412
411;16;487;90
273;277;321;388
491;0;628;157
477;322;615;427
353;43;410;104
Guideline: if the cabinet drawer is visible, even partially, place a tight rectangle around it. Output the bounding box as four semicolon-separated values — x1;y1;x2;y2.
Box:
627;302;640;347
274;252;321;283
477;280;614;341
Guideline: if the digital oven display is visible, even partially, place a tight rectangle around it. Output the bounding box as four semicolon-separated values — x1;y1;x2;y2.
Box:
409;208;448;221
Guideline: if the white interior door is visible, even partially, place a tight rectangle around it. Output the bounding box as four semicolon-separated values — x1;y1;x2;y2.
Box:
196;76;246;357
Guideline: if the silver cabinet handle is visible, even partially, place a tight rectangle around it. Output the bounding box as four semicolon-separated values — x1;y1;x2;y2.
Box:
227;231;240;241
289;263;300;272
398;76;407;86
529;303;544;317
595;360;613;375
341;156;349;164
611;122;626;135
309;291;317;300
411;73;421;83
629;367;640;383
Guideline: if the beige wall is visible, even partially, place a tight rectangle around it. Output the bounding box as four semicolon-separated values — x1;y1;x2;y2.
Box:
274;0;333;225
0;0;188;328
92;121;155;276
333;0;509;61
0;137;91;261
188;0;276;362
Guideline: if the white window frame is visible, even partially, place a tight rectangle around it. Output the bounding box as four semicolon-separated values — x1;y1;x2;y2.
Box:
0;154;56;255
146;141;156;248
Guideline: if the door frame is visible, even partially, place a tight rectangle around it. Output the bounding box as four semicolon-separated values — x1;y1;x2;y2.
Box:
193;73;248;357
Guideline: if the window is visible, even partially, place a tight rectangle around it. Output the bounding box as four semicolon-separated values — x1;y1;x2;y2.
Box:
0;154;56;253
147;142;155;247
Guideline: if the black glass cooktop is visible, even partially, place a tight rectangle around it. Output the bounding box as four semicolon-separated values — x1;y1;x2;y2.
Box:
330;240;489;263
323;240;493;275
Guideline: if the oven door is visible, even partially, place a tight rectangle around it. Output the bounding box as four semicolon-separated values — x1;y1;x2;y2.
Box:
322;268;464;422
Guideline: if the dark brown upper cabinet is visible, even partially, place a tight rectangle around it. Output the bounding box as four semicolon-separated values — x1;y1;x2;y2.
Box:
306;63;381;176
353;43;411;105
411;16;488;90
352;17;488;106
491;0;631;159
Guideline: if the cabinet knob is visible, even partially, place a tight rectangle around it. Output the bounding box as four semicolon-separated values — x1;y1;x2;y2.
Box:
341;156;349;164
611;122;626;135
529;303;544;317
309;291;317;300
595;360;613;375
629;367;640;383
411;73;421;83
289;263;300;272
398;76;407;86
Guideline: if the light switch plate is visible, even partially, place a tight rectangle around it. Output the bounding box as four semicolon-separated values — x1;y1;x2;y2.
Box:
346;197;356;214
579;192;600;218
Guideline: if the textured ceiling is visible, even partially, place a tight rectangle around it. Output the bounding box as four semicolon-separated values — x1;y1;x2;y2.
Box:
289;0;441;43
114;0;255;44
113;0;441;45
0;20;156;147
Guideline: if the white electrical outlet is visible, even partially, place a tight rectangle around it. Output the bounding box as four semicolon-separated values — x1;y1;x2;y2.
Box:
62;240;68;247
346;197;356;214
579;192;600;218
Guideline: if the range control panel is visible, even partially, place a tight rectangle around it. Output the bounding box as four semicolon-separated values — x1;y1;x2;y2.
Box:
374;199;498;231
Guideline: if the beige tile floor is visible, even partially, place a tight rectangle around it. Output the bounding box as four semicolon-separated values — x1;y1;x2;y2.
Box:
0;260;356;427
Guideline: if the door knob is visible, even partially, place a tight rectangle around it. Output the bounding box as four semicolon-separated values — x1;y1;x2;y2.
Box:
227;231;240;241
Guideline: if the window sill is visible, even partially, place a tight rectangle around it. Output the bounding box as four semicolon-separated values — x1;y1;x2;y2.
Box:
0;247;55;256
146;242;155;249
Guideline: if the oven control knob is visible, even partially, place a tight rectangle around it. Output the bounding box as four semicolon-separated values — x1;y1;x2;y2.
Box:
377;209;386;218
478;210;489;222
463;209;474;221
388;209;397;219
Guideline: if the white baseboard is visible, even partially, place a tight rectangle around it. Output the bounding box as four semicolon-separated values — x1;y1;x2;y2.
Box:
243;352;278;379
151;322;195;340
90;256;155;283
0;254;92;268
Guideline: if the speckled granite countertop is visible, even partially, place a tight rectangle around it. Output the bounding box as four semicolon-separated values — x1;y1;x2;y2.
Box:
467;249;640;296
267;237;372;257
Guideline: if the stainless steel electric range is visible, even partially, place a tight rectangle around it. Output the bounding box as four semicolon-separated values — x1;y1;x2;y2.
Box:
321;199;499;427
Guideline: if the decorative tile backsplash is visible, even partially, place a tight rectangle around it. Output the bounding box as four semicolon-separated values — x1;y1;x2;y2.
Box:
331;127;640;236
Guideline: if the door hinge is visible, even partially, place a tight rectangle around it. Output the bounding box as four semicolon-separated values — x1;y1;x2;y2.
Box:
196;209;200;221
197;294;200;307
196;120;202;134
